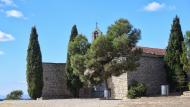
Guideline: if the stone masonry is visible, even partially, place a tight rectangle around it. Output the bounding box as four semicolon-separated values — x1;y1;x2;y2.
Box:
42;63;71;99
108;53;167;99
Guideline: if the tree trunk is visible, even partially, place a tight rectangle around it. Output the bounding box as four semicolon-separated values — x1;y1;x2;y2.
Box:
73;88;80;98
76;88;80;98
104;79;108;90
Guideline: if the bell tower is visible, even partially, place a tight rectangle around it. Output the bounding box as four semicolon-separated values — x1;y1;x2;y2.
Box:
92;22;102;41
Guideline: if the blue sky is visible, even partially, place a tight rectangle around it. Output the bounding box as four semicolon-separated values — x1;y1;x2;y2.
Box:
0;0;189;97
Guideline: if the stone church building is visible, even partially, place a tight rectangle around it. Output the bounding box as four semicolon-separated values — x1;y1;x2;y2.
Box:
42;47;166;99
41;25;168;99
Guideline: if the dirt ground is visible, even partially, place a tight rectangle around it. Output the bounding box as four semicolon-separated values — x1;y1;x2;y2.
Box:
0;96;190;107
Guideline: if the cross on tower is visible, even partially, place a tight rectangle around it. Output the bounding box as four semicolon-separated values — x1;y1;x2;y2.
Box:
96;22;98;29
92;22;102;41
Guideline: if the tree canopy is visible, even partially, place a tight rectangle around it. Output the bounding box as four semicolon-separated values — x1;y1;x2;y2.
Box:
181;31;190;72
6;90;23;100
26;26;43;99
65;25;86;97
164;16;186;91
76;19;142;95
69;35;90;82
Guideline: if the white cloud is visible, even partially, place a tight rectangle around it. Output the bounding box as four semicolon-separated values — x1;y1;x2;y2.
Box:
0;51;4;55
0;30;14;42
144;2;165;12
0;0;26;19
1;0;13;5
6;9;24;18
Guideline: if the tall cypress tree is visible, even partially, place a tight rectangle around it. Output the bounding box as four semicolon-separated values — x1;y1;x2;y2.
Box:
181;31;190;72
65;25;78;80
164;16;186;91
65;25;83;97
26;26;43;99
69;25;78;41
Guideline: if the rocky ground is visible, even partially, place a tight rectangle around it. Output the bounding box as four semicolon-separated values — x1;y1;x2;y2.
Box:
0;96;190;107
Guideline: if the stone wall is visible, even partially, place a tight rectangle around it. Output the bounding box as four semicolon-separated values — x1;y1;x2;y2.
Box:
108;54;167;99
108;73;128;99
42;63;72;99
79;88;92;98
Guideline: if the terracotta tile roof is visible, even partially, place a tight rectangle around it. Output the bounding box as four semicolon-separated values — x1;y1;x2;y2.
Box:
141;47;165;56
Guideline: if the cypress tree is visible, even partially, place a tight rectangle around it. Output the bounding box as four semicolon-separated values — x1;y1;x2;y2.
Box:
164;16;186;91
65;25;83;97
69;25;78;41
26;26;43;99
181;31;190;72
65;25;78;80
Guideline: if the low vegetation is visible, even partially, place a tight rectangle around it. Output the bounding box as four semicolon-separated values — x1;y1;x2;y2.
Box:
188;82;190;91
6;90;23;100
127;81;146;99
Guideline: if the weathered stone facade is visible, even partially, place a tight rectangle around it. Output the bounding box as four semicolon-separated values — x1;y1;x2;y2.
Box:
108;54;167;99
42;63;92;99
42;63;71;99
108;73;128;99
127;54;167;95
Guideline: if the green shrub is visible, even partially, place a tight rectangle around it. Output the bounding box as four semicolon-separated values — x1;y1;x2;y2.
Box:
188;82;190;91
127;81;146;99
6;90;23;100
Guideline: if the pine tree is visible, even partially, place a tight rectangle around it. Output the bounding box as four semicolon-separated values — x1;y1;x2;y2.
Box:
26;26;43;99
164;16;186;91
84;19;142;98
65;25;83;97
